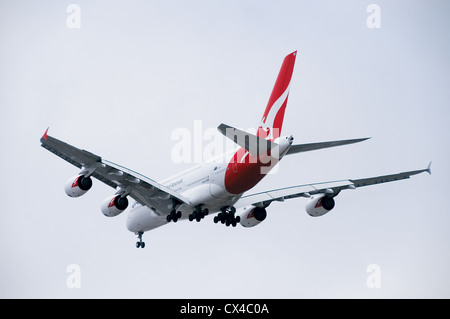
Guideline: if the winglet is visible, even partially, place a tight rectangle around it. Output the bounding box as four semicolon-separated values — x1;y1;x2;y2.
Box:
426;161;432;175
42;127;49;141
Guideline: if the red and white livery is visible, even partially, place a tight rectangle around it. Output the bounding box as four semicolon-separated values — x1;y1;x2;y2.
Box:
40;51;431;248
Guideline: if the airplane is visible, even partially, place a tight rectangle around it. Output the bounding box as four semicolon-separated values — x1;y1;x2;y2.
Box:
40;51;431;248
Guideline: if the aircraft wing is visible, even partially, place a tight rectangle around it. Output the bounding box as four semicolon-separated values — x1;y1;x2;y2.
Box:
40;129;190;213
235;163;431;208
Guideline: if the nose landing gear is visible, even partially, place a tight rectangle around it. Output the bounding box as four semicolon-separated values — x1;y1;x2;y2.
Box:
135;232;145;248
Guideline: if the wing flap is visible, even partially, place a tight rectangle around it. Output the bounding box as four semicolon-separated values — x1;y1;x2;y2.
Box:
40;130;190;213
101;159;190;204
236;180;354;208
236;164;431;208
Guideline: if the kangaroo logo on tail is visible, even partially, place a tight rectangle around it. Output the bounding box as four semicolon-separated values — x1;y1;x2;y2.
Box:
258;51;297;141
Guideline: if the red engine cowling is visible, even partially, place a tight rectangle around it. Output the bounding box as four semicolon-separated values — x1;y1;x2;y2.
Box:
101;195;129;217
64;175;93;197
305;195;335;217
238;206;267;227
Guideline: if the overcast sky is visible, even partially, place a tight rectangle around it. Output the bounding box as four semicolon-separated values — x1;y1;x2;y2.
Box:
1;0;449;298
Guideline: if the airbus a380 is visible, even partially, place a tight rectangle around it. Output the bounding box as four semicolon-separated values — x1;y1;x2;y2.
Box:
41;51;431;248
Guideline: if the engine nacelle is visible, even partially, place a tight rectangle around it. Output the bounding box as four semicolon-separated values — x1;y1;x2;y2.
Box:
101;195;129;217
64;175;93;197
238;206;267;227
305;195;335;217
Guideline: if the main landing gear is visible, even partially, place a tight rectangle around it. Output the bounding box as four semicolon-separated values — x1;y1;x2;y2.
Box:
214;206;240;227
166;207;209;223
135;232;145;248
166;209;182;223
165;206;238;226
188;206;209;222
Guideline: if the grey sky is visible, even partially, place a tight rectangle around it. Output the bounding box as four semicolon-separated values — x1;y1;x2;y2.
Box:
0;0;449;298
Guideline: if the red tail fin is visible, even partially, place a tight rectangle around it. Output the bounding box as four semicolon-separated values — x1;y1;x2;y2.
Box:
257;51;297;141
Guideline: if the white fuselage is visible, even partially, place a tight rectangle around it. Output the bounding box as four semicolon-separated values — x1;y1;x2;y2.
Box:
126;136;293;233
125;151;240;233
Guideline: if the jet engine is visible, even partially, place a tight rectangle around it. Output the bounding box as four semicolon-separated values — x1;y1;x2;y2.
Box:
238;206;267;227
101;195;129;217
64;175;93;197
305;195;335;217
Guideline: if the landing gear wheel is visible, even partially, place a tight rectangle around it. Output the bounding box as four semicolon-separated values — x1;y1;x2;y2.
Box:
215;206;239;227
167;210;180;223
135;232;145;248
188;206;209;223
136;241;146;248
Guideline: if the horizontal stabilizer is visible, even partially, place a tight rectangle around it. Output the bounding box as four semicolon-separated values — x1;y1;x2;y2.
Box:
217;123;277;156
286;137;370;155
